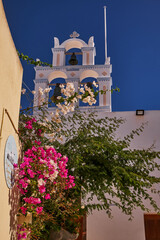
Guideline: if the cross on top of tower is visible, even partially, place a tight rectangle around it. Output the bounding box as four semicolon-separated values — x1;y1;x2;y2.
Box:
70;31;80;38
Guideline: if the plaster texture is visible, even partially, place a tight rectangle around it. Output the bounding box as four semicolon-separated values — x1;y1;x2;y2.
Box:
0;0;23;238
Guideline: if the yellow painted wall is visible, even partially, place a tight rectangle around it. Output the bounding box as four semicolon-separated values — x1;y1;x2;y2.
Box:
0;0;23;239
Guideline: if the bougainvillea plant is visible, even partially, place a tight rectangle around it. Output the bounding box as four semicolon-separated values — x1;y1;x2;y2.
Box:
16;118;84;239
17;53;121;239
18;78;160;240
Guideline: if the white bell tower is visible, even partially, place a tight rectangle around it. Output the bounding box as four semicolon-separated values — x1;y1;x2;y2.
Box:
33;9;112;112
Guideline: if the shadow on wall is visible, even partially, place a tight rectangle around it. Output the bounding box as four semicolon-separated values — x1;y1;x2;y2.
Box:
8;152;22;240
9;185;20;240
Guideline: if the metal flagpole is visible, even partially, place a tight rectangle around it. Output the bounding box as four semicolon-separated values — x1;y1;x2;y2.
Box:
104;6;107;64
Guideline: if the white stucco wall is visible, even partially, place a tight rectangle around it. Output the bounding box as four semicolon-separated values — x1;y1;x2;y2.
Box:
87;110;160;240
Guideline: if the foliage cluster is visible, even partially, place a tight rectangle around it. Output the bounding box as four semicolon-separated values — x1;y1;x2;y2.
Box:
19;107;160;220
18;76;160;238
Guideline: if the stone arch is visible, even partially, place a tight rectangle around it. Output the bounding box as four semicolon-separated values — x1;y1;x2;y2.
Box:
80;70;99;82
48;71;67;83
60;38;88;51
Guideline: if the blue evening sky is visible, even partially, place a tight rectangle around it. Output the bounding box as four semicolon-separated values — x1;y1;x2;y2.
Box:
3;0;160;112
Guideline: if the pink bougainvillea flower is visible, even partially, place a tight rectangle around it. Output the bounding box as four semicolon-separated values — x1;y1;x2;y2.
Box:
25;124;32;129
39;185;46;193
18;188;25;195
13;163;18;168
27;169;35;178
35;140;41;145
21;232;27;239
31;146;37;152
45;194;51;200
17;225;29;240
24;197;41;205
19;179;28;189
36;129;42;136
19;170;26;176
35;198;41;204
20;206;27;215
36;207;43;214
31;118;36;122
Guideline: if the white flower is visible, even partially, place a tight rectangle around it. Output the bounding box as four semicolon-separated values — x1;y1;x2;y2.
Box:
67;82;74;88
59;84;64;88
57;96;62;100
56;109;60;114
51;116;56;122
50;160;57;169
48;132;55;137
44;117;49;122
82;96;91;103
71;97;77;103
40;122;46;126
55;112;59;118
38;178;46;187
45;145;53;149
56;103;62;109
56;118;61;123
93;81;98;88
61;109;66;115
61;88;65;94
21;88;26;94
49;171;58;181
80;88;85;93
49;138;55;142
77;95;82;99
39;159;45;164
38;87;43;95
44;173;49;178
55;110;60;118
44;87;52;93
70;106;75;112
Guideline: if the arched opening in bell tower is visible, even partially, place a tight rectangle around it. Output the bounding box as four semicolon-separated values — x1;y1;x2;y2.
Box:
65;48;82;66
79;77;99;107
48;78;66;107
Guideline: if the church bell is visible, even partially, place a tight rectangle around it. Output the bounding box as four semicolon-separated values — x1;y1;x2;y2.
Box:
69;52;78;65
51;83;61;101
87;82;93;89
